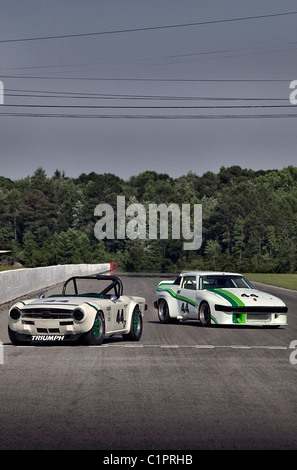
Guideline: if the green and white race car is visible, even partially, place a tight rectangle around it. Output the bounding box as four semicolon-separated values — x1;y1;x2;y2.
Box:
154;271;288;327
8;274;146;345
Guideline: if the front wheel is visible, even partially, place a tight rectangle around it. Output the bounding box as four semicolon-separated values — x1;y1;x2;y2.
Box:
123;306;143;341
8;326;30;345
83;310;105;345
198;302;211;327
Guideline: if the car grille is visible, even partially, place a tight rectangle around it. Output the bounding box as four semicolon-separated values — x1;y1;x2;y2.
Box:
37;328;60;333
246;313;270;321
22;308;73;319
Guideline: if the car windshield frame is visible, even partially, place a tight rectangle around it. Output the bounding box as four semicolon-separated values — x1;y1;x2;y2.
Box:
199;275;255;290
60;274;123;298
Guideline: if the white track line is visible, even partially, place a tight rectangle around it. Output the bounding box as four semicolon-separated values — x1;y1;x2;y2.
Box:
2;343;289;350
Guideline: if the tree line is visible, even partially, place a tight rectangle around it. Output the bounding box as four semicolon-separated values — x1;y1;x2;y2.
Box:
0;165;296;273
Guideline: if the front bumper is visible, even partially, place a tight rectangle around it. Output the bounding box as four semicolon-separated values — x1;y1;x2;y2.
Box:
9;317;87;339
214;304;288;325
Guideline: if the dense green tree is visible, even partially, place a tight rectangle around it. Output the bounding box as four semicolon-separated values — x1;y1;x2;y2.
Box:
0;165;296;273
50;228;93;265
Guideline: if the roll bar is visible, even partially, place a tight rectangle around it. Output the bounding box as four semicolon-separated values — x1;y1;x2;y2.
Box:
61;274;123;298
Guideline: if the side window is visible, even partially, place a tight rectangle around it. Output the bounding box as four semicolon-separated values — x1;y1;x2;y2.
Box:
182;276;197;290
173;276;182;286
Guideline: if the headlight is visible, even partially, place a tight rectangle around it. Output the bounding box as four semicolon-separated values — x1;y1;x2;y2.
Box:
73;308;85;322
10;307;22;320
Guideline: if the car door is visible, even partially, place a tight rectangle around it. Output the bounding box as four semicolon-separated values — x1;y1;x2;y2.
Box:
111;298;128;332
177;275;199;319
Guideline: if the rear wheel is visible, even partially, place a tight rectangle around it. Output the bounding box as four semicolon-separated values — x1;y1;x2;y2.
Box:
123;306;143;341
83;310;105;345
158;299;170;323
199;302;211;327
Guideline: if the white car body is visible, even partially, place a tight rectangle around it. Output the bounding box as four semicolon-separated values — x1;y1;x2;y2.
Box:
154;271;288;327
8;274;146;345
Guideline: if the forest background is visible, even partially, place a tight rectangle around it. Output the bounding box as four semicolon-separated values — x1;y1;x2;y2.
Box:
0;165;296;274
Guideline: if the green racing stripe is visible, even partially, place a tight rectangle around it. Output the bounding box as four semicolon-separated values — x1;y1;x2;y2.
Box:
157;285;247;324
85;302;99;311
209;288;246;323
158;284;245;309
157;285;219;323
208;288;245;307
157;285;198;308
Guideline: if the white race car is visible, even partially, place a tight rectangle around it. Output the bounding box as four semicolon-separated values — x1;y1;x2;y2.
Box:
154;271;288;327
8;274;146;345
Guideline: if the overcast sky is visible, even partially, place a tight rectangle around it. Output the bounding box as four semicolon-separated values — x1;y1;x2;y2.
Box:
0;0;297;181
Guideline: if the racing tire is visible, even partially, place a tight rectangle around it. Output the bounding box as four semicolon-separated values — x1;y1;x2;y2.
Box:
157;299;171;323
198;302;212;327
8;326;30;346
83;310;105;345
123;306;143;341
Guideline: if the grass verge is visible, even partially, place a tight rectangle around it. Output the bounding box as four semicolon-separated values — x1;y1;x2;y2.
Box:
0;266;23;271
245;273;297;291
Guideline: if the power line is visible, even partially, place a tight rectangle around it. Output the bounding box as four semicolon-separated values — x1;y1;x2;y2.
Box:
1;39;296;74
0;112;296;119
2;103;293;110
5;88;289;102
0;11;296;43
0;75;291;82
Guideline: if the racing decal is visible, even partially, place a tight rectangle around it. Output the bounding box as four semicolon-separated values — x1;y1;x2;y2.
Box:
181;302;189;314
209;289;246;323
31;335;65;341
106;306;111;322
157;285;198;308
28;301;78;307
116;309;125;323
157;285;246;311
116;308;126;327
232;313;246;324
208;289;245;307
85;302;99;311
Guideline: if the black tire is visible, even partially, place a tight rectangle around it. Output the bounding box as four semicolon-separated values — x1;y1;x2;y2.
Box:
83;310;105;345
8;326;30;345
158;299;171;323
198;302;211;327
123;306;143;341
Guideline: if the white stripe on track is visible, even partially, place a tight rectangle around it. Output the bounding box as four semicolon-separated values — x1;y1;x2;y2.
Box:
2;343;288;349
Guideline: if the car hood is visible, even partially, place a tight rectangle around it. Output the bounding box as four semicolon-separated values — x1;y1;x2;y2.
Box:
207;288;286;307
20;296;92;310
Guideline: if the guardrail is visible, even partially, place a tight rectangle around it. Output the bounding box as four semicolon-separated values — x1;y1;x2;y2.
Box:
0;262;117;305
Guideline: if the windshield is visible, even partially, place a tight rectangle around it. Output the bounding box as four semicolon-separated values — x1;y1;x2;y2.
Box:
60;275;123;298
200;275;255;290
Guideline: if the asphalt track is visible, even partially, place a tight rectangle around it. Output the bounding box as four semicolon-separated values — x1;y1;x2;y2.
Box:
0;273;297;451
